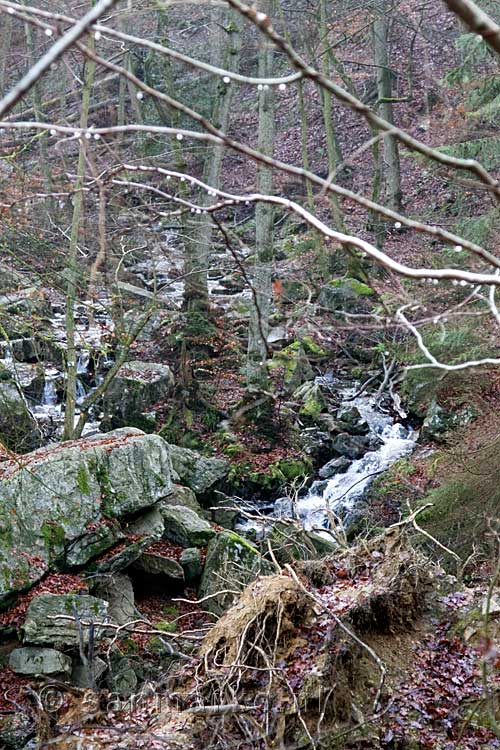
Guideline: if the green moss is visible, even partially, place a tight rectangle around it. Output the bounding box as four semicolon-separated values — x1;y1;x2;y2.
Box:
328;277;374;296
119;637;139;654
162;604;178;617
228;456;311;491
41;521;66;560
300;336;327;357
76;465;91;495
92;462;127;518
224;530;259;556
276;457;312;481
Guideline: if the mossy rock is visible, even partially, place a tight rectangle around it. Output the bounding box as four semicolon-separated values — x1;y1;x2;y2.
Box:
198;531;272;615
318;277;374;313
161;505;215;547
0;381;40;453
167;444;228;495
0;428;173;603
268;341;314;390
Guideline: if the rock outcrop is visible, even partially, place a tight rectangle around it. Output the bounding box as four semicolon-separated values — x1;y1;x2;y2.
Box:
0;428;173;602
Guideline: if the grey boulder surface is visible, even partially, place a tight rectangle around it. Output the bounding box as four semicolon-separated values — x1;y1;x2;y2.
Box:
9;646;72;677
0;428;173;602
168;443;228;494
22;593;109;648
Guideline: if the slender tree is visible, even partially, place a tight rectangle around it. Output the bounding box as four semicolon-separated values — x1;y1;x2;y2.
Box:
246;0;276;391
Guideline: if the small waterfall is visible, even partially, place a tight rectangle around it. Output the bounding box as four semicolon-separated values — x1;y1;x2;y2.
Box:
41;379;58;407
76;350;90;375
295;389;417;532
0;343;13;365
75;378;86;404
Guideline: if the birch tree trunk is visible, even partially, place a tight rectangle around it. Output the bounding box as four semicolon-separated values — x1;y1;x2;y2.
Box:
246;0;275;391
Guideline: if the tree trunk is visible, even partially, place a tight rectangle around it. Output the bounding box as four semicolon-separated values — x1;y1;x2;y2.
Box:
373;1;402;213
0;15;12;96
246;0;276;391
62;34;95;441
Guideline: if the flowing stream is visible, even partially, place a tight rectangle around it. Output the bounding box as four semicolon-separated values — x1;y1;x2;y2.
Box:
293;388;417;532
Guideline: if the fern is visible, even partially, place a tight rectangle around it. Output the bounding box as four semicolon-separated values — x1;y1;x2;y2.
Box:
435;135;500;168
454;207;500;247
468;90;500;122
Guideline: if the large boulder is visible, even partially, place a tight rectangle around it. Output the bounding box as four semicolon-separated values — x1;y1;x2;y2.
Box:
9;646;72;677
0;380;40;453
318;456;351;479
134;550;184;580
0;428;173;602
162;483;205;515
180;547;202;582
421;398;477;442
103;361;174;431
168;444;228;495
331;432;373;459
161;505;215;547
198;531;271;615
22;593;109;648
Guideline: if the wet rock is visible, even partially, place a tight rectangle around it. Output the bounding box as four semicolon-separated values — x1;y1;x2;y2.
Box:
0;428;173;602
22;593;109;648
103;361;175;431
199;531;271;615
168;444;228;495
318;456;351;478
337;406;370;435
180;547;202;582
331;432;372;459
161;505;215;547
9;647;72;677
0;380;40;453
299;427;334;464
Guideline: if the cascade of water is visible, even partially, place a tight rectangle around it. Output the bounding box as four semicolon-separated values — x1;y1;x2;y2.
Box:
76;349;90;374
41;379;58;406
295;389;417;531
75;378;86;403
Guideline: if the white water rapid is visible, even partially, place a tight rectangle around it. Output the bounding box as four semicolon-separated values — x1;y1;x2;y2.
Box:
294;388;417;532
